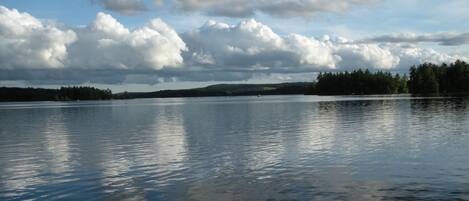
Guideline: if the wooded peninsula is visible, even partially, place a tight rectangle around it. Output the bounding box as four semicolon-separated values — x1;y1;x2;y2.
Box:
1;61;469;101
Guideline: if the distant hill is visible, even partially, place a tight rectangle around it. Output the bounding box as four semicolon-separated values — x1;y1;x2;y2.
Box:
0;83;313;102
113;82;314;99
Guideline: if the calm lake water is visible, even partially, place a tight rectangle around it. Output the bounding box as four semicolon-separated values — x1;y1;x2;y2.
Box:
1;95;469;201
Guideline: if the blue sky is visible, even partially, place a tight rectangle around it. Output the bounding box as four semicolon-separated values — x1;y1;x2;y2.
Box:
3;0;468;35
1;0;468;92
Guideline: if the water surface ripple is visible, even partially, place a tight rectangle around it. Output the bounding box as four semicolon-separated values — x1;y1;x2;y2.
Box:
1;95;469;200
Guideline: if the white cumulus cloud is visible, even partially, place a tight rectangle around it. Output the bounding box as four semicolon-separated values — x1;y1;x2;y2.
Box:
68;12;187;70
0;6;76;69
393;46;464;68
0;6;187;71
182;19;337;71
333;43;400;70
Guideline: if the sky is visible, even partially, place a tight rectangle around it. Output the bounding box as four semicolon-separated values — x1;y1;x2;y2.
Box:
1;0;469;92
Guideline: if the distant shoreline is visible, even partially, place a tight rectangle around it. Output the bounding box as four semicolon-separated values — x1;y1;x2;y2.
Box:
1;89;468;103
3;60;469;102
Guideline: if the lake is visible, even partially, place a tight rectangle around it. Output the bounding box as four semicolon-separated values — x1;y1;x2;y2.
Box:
1;95;469;201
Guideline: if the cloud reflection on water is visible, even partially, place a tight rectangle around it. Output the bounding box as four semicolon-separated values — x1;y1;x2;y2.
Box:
2;96;469;200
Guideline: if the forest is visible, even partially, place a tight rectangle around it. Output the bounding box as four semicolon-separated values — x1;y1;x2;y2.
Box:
408;60;469;94
0;86;112;101
315;70;408;95
315;60;469;95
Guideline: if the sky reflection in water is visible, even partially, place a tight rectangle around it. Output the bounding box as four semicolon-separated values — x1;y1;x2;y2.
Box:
1;95;469;200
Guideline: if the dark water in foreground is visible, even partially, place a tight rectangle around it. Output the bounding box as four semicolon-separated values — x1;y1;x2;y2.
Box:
1;95;469;201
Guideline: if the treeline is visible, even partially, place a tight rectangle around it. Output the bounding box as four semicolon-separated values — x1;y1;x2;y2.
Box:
0;86;112;102
315;69;408;95
2;61;469;101
58;86;112;100
409;60;469;94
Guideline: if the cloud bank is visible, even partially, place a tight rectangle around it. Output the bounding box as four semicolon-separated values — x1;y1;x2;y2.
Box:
91;0;147;15
0;6;466;85
359;32;469;46
181;19;464;72
91;0;381;18
170;0;381;17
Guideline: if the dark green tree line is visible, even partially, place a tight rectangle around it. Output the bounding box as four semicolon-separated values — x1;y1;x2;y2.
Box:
408;60;469;94
58;86;112;100
315;69;408;95
0;86;112;101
